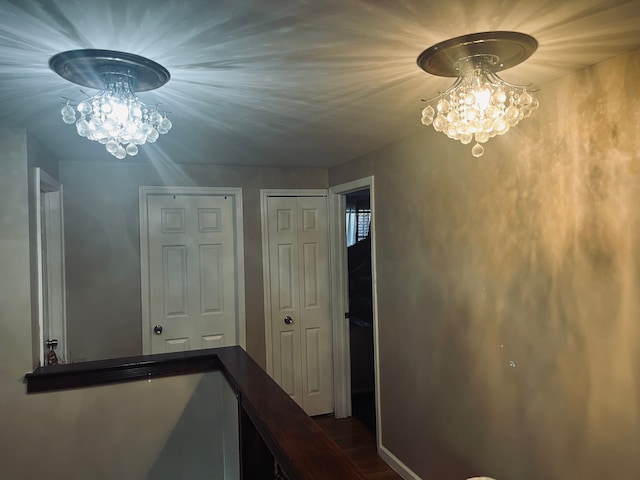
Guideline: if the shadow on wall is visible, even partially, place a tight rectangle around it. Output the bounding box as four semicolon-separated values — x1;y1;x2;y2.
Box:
369;48;640;479
147;373;239;480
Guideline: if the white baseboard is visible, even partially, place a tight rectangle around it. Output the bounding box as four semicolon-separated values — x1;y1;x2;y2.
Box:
378;444;422;480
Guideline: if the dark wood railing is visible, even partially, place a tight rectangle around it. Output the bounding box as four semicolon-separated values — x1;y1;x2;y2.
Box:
25;346;366;480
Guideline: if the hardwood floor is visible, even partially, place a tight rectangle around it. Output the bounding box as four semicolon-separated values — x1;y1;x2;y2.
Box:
314;414;403;480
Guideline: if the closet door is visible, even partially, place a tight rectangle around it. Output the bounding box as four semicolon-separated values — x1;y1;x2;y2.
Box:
266;195;333;416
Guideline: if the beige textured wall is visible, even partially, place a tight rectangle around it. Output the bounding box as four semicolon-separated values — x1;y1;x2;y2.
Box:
330;48;640;479
59;160;327;365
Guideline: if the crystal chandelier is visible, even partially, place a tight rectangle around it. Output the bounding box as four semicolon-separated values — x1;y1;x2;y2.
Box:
417;32;539;157
49;49;172;159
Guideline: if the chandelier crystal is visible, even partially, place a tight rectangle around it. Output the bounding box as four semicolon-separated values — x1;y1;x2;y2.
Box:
50;49;171;159
417;32;539;157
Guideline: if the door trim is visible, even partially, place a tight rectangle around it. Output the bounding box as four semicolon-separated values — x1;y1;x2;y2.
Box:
139;186;246;354
33;168;67;366
260;189;328;376
328;176;380;441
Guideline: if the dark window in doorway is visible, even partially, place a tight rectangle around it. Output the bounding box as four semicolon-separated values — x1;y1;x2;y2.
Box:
346;192;370;246
345;189;375;430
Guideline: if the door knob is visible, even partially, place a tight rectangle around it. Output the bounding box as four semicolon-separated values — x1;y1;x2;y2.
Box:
153;325;163;335
283;316;294;325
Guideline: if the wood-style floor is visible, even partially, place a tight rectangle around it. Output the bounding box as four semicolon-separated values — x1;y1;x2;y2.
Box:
314;415;403;480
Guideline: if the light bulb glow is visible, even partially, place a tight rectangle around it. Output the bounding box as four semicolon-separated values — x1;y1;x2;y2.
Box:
473;87;491;111
420;55;538;157
108;99;129;123
58;73;171;158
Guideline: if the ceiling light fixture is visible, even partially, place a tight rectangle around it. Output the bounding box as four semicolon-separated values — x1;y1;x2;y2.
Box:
49;49;172;159
417;31;538;157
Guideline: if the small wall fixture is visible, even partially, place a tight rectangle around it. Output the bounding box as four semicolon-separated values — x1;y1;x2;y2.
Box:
49;49;172;158
417;31;538;157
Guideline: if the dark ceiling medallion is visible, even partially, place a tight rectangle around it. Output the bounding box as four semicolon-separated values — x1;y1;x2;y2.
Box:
417;31;538;77
49;49;170;92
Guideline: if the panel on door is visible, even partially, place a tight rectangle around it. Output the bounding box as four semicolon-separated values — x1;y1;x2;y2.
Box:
266;195;332;416
146;194;238;354
297;197;332;415
268;199;302;403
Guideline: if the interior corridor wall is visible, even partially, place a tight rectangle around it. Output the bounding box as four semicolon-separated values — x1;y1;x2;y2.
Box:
329;47;640;479
58;160;327;366
0;128;237;480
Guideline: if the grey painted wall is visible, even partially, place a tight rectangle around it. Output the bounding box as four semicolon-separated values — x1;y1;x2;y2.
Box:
329;48;640;478
0;129;237;479
0;128;32;375
59;160;327;365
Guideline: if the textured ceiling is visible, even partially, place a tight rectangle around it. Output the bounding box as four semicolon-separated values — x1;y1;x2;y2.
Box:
1;0;640;168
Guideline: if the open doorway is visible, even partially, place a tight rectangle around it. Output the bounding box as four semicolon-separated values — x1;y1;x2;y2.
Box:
329;176;380;443
32;168;67;366
345;189;375;429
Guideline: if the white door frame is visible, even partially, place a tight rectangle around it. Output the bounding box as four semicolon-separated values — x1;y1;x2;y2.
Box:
139;186;246;354
328;176;380;438
33;168;67;365
260;189;328;376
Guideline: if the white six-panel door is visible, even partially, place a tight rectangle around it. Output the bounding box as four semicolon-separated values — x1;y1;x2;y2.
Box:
141;190;242;354
266;195;333;416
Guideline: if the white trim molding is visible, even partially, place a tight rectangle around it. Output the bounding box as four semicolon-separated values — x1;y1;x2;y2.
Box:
378;445;422;480
33;168;67;366
328;177;380;440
